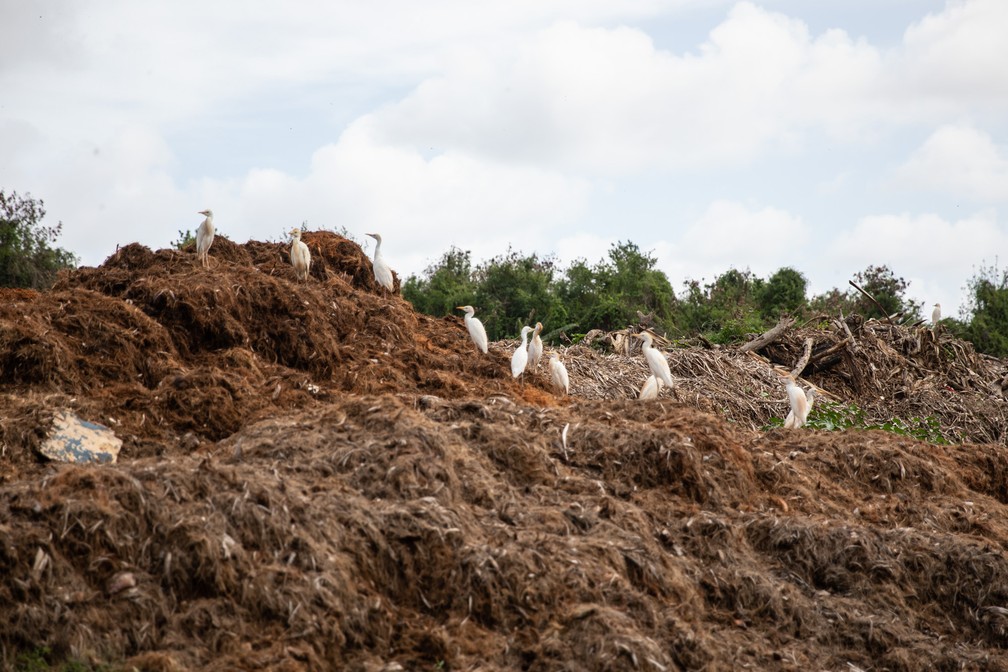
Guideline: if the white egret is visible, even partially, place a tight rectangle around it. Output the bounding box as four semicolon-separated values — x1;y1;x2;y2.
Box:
196;209;215;268
511;326;533;385
783;388;816;428
932;303;941;325
289;228;311;282
777;371;811;429
457;305;488;354
528;322;544;369
366;232;395;292
637;331;674;390
548;352;569;395
638;375;664;400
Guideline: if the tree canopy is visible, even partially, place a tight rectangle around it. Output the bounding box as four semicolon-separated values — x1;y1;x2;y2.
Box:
957;263;1008;358
851;264;923;320
472;249;567;341
0;190;78;289
556;241;676;334
400;242;1005;358
402;243;950;348
402;247;477;319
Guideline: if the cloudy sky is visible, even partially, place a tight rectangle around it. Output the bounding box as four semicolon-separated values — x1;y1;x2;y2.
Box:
3;0;1007;318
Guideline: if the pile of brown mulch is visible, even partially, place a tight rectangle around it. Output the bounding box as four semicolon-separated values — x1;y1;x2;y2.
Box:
4;394;1008;670
4;232;1008;670
0;232;553;481
5;230;1004;473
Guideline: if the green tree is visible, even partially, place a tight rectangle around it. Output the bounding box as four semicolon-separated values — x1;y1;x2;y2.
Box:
402;247;477;317
556;258;601;329
0;190;78;289
851;264;922;319
672;268;766;342
606;241;676;324
473;249;567;341
757;267;808;320
960;263;1008;357
557;241;676;333
708;268;759;317
807;287;857;316
673;278;716;335
807;265;922;321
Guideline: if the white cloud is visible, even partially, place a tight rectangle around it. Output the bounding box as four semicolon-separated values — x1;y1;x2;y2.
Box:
654;200;808;286
834;210;1006;269
898;0;1008;109
830;210;1008;314
366;4;889;174
34;125;187;259
896;124;1008;202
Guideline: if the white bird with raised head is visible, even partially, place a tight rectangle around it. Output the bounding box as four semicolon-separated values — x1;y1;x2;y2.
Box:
638;375;664;400
637;331;674;390
528;322;544;369
511;325;533;384
549;352;569;395
366;232;394;292
777;370;812;429
932;303;941;325
783;388;817;428
196;209;215;268
457;305;488;354
289;228;311;282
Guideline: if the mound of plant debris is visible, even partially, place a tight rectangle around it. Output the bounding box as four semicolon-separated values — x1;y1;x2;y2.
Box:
577;315;1008;444
4;394;1008;670
0;232;554;481
2;233;1008;671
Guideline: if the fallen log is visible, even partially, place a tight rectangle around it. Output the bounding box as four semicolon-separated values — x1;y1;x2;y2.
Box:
739;316;795;354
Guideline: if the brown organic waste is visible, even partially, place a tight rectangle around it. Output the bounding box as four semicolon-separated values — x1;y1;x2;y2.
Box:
3;231;1008;670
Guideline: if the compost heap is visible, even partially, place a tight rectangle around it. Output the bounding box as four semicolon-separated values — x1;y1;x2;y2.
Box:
3;231;1008;671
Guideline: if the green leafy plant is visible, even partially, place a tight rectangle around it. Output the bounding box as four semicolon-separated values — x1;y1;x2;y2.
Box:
14;647;52;672
767;400;949;444
13;646;114;672
172;228;196;250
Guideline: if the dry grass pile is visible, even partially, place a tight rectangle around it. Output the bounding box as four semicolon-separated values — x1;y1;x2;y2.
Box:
561;316;1008;444
4;394;1008;669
